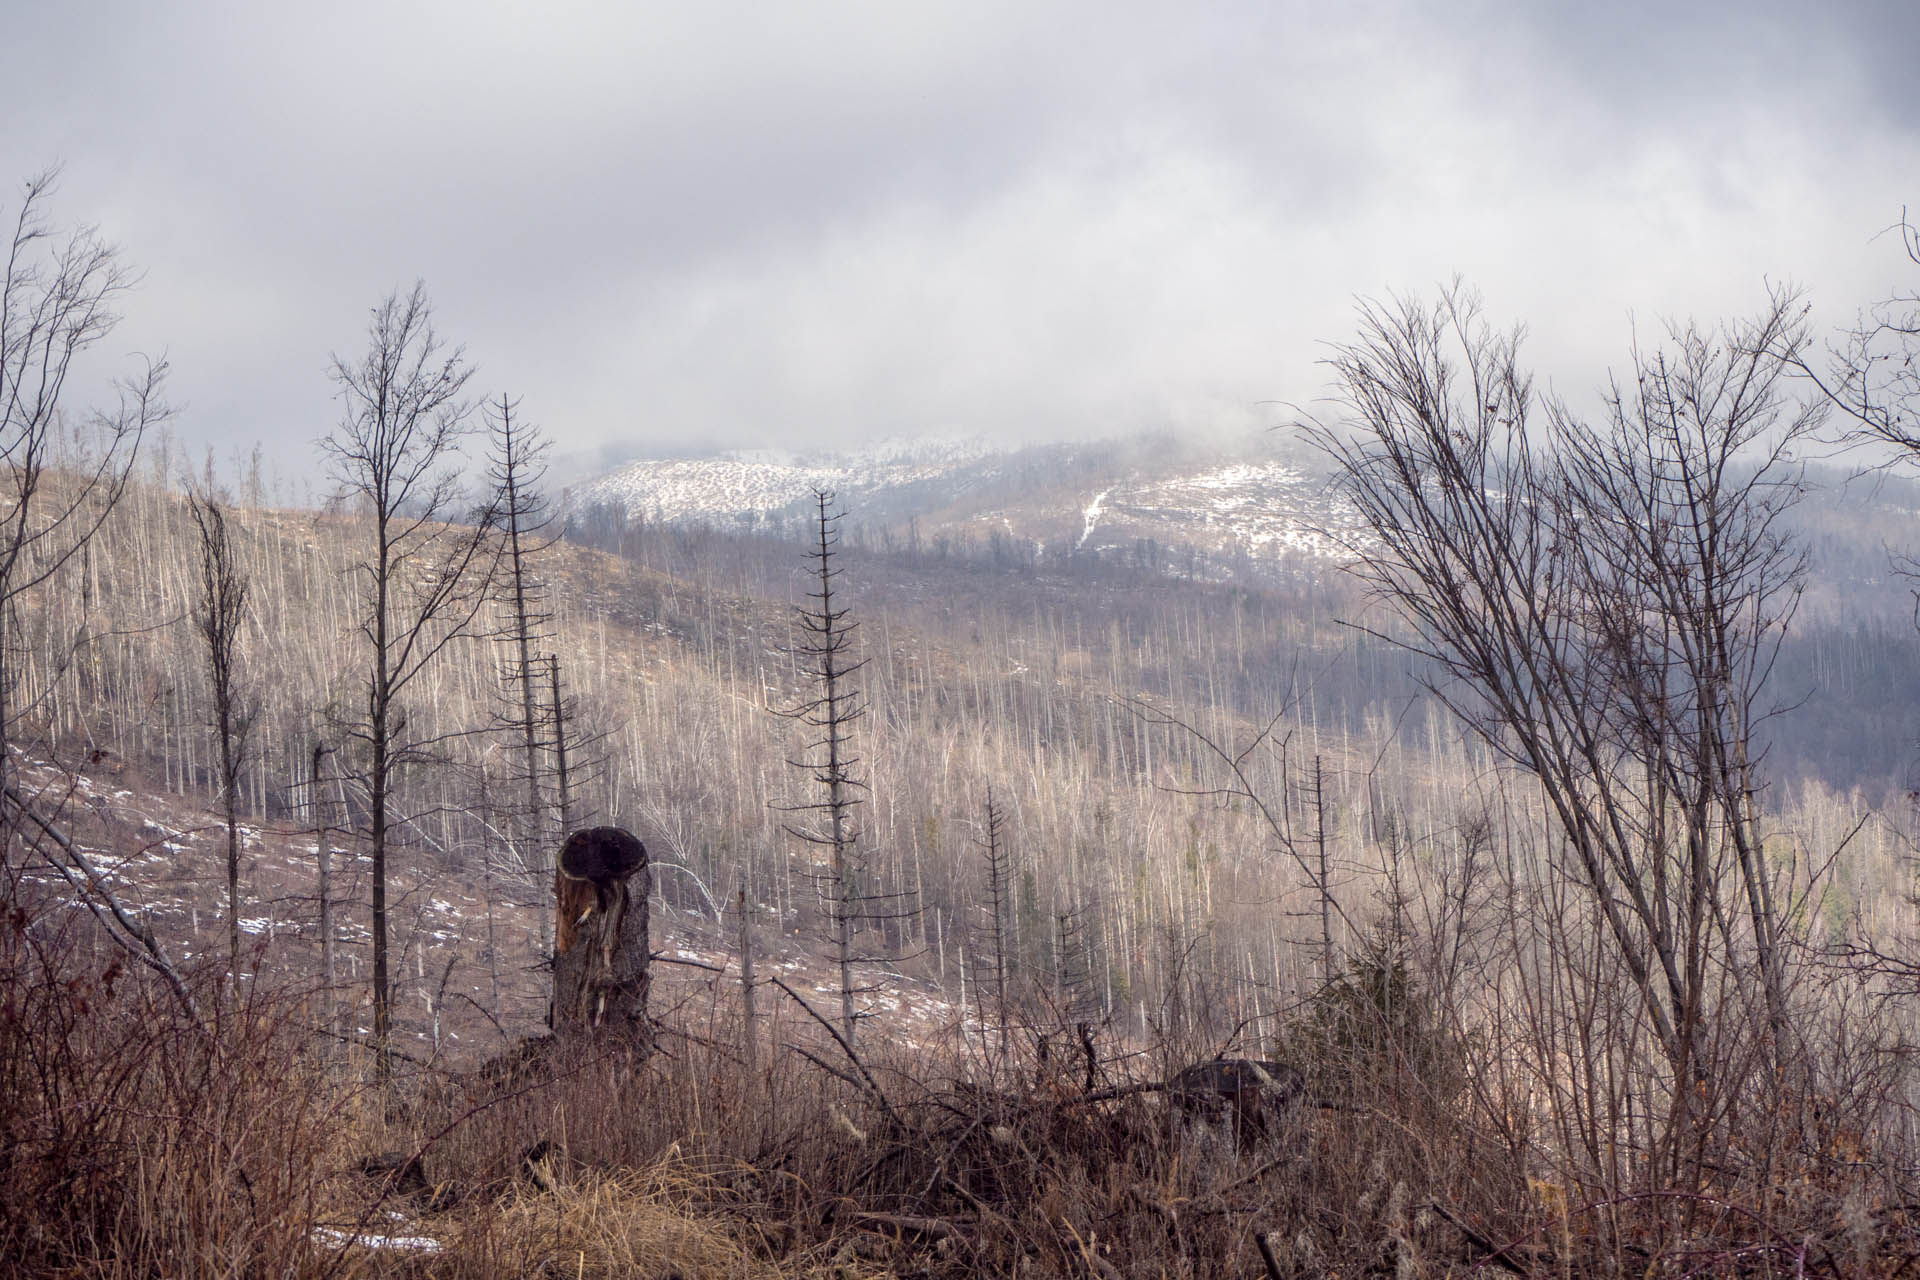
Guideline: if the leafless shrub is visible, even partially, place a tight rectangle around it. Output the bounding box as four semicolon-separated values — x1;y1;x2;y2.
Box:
0;872;349;1274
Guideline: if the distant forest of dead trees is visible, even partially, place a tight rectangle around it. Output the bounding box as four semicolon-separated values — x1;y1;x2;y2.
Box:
8;409;1920;1048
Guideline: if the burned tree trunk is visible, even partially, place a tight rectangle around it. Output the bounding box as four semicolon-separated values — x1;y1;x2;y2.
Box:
551;826;652;1053
1168;1059;1306;1147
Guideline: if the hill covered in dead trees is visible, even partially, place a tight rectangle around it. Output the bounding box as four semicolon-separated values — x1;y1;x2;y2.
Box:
13;238;1920;1273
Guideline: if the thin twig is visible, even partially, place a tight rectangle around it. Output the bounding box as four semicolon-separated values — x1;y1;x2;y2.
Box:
6;783;203;1028
1423;1200;1530;1276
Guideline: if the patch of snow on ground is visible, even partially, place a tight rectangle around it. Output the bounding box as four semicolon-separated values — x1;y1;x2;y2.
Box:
312;1226;442;1254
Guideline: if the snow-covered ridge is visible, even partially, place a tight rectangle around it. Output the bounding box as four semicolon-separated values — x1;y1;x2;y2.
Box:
567;436;995;526
1123;461;1360;557
565;434;1365;568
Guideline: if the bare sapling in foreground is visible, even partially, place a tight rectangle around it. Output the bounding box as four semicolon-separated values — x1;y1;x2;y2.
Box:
1306;280;1828;1199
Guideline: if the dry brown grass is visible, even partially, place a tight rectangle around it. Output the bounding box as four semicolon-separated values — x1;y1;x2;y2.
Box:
430;1164;832;1280
11;853;1920;1278
0;898;342;1276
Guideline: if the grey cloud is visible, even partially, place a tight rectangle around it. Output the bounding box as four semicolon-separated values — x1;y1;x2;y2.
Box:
2;1;1915;483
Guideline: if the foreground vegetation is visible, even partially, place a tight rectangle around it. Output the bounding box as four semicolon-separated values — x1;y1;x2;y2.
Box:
10;887;1920;1278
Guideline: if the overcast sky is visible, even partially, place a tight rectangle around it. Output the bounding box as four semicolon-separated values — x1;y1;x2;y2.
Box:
5;1;1917;489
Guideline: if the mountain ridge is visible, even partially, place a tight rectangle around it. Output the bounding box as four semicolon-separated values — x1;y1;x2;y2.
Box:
563;432;1365;576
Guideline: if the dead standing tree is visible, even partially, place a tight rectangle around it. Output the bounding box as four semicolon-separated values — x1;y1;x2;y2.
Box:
973;788;1015;1074
0;171;173;1026
484;394;563;957
775;490;913;1049
322;282;499;1062
0;170;166;790
1304;284;1820;1136
187;492;255;977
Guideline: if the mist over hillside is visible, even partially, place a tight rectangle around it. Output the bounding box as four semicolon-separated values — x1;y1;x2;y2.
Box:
565;431;1920;799
565;431;1357;568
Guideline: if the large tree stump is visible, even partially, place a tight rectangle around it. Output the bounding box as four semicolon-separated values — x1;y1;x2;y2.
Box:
551;827;652;1054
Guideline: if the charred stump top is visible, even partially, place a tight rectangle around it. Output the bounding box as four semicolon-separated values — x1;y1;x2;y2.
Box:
559;826;645;884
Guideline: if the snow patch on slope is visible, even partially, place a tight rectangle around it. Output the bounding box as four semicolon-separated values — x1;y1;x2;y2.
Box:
1076;488;1112;551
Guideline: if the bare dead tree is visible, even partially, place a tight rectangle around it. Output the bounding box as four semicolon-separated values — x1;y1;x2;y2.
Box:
1304;283;1821;1103
974;788;1014;1071
542;653;611;836
0;170;166;788
310;739;341;1039
1556;311;1819;1050
1305;754;1335;982
321;281;500;1061
484;394;561;957
1050;900;1099;1023
1125;695;1362;950
780;489;866;1044
775;490;915;1048
550;656;574;835
187;492;255;976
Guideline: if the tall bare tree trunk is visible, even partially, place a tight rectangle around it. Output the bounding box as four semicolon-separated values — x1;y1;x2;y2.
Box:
370;549;394;1056
189;493;252;982
776;491;874;1047
487;395;558;959
312;742;339;1040
739;886;758;1076
550;658;573;836
323;282;499;1073
1310;755;1333;982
